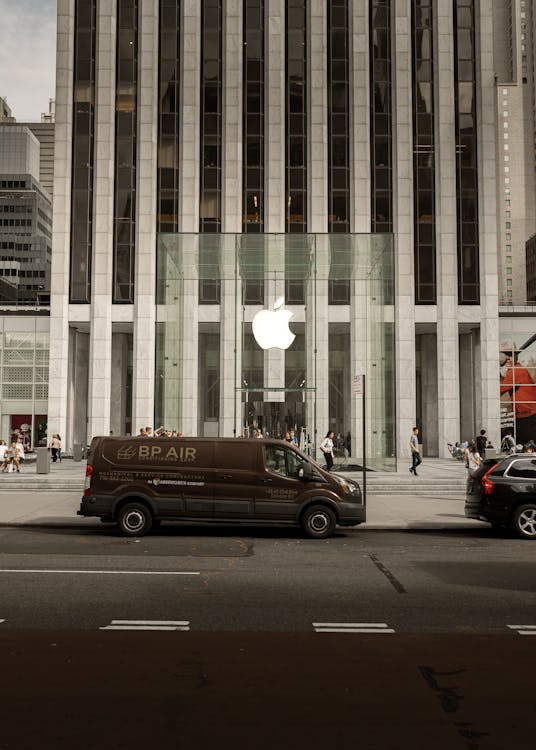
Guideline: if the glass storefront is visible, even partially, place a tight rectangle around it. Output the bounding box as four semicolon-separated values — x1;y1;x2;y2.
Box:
156;233;395;470
0;317;49;448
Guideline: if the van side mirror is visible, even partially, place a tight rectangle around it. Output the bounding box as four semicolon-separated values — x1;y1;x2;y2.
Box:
298;463;314;481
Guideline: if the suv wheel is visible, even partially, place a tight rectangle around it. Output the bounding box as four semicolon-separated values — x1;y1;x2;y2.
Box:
301;505;336;539
117;503;152;537
512;504;536;540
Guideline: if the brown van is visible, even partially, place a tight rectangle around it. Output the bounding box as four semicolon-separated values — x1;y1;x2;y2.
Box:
78;436;364;538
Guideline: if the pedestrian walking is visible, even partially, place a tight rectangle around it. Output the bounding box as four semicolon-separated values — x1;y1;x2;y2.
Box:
49;434;61;463
409;426;422;476
475;429;487;460
320;430;335;472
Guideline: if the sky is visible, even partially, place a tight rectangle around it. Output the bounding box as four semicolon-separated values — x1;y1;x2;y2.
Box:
0;0;56;121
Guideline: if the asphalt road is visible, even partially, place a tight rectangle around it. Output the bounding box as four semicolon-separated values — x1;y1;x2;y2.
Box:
0;525;534;749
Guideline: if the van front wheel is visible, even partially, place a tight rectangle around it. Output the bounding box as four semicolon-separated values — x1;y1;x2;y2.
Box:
302;505;336;539
117;503;152;537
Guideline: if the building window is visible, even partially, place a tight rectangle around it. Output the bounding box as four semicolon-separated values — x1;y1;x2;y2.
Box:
113;0;138;303
243;0;264;234
328;0;350;233
157;0;180;233
454;0;479;304
285;0;307;234
200;0;222;233
370;0;392;234
412;0;435;304
70;0;97;303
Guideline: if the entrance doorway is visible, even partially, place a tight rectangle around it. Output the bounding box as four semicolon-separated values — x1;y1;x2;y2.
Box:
239;388;314;452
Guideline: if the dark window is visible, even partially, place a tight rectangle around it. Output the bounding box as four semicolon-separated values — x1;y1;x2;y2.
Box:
507;459;536;479
113;0;138;303
412;0;436;303
286;1;307;234
200;0;222;233
70;0;96;303
370;0;392;234
243;0;264;233
157;0;180;233
328;0;350;233
454;0;479;304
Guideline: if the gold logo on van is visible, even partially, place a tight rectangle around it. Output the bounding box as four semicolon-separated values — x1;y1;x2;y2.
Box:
116;444;197;463
117;444;138;460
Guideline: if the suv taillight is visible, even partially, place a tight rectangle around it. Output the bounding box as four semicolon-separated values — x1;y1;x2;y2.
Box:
84;464;93;497
481;463;498;496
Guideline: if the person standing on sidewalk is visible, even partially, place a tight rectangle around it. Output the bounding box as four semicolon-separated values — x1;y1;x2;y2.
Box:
320;430;335;472
475;429;487;460
409;427;422;476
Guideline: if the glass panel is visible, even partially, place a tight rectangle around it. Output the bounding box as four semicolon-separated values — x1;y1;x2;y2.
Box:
156;233;396;470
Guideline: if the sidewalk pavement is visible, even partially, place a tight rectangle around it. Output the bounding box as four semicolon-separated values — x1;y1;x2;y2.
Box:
0;457;484;532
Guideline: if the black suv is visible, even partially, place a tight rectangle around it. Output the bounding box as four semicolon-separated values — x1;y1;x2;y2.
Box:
465;454;536;539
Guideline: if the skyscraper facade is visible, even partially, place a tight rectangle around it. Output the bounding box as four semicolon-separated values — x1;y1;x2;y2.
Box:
48;0;501;461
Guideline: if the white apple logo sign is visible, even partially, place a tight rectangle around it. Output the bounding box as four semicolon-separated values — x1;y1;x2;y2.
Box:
252;297;296;350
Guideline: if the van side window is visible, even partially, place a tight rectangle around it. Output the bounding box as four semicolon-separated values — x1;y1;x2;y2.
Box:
265;447;287;476
264;446;304;479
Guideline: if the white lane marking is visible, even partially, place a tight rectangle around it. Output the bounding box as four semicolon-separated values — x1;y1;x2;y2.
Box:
100;620;190;632
313;622;395;634
0;569;199;576
508;624;536;635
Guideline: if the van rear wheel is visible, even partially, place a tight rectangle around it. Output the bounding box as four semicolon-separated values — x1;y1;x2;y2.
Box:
302;505;336;539
117;503;152;537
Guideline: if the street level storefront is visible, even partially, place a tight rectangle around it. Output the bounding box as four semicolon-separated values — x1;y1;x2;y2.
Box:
0;315;49;448
156;233;395;471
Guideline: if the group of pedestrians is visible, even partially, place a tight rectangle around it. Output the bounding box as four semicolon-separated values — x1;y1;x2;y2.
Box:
0;439;25;472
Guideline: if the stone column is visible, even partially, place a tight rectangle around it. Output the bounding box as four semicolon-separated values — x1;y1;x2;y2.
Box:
435;1;460;457
177;1;201;435
132;0;158;433
220;0;243;436
393;0;416;464
87;0;116;440
349;1;371;461
48;0;75;447
307;1;328;453
264;0;286;413
477;0;500;447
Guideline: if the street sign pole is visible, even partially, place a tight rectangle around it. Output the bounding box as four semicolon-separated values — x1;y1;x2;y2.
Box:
362;374;366;508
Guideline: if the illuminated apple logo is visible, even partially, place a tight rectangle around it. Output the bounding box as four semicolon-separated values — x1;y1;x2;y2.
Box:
252;297;296;350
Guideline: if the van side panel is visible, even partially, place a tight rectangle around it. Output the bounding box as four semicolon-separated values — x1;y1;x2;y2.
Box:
91;438;215;518
212;441;259;517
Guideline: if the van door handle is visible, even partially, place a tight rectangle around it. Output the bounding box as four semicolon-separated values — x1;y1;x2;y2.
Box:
260;478;272;484
220;474;233;480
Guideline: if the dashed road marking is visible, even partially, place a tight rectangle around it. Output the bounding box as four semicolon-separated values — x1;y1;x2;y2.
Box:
313;622;395;634
0;569;200;576
507;624;536;636
100;620;190;631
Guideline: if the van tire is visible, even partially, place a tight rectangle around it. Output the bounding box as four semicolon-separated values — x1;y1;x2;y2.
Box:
512;503;536;539
301;505;336;539
117;503;153;537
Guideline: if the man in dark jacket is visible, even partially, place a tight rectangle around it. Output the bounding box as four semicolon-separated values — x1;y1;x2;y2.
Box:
476;429;487;460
